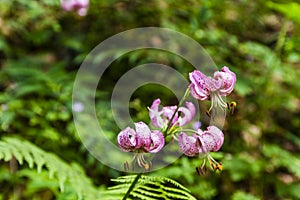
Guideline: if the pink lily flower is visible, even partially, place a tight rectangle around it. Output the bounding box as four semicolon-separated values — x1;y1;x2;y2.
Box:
178;125;224;173
60;0;89;16
189;66;236;114
149;98;196;129
117;122;164;170
178;126;224;156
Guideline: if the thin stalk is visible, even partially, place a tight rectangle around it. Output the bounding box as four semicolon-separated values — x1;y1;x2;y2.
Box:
164;87;190;136
122;173;142;200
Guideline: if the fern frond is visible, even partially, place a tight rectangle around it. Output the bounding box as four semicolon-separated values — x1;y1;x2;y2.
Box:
0;137;103;200
108;174;197;200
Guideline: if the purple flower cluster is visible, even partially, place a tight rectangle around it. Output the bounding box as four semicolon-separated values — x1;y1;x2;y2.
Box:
60;0;89;16
117;66;236;172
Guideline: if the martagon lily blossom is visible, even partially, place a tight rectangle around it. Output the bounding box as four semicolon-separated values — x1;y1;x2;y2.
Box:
149;98;196;130
117;121;164;170
60;0;89;16
178;126;224;172
189;66;236;115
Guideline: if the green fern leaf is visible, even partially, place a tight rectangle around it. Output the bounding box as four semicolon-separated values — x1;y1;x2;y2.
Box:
109;174;197;200
0;137;105;200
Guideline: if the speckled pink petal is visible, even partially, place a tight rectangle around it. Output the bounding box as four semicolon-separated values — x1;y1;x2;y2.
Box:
178;132;199;157
189;70;210;100
134;122;151;148
117;127;137;152
206;126;224;151
214;66;236;96
190;84;208;100
200;126;224;152
145;130;165;153
178;102;196;126
205;76;222;92
149;99;165;128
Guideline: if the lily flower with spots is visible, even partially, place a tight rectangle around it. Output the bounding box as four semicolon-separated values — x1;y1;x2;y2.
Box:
178;125;224;173
149;98;196;131
117;122;164;170
189;66;236;116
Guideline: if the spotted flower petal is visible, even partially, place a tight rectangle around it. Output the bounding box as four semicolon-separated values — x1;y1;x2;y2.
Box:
214;66;236;96
199;126;224;152
134;122;152;149
117;127;137;152
189;70;210;100
178;132;199;157
145;130;165;153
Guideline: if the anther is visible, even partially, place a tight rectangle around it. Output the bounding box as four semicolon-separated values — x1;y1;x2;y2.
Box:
230;101;237;114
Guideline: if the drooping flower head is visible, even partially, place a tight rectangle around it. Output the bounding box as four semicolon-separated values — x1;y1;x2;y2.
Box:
178;126;224;156
189;66;236;116
117;122;164;170
149;99;196;129
118;121;164;153
60;0;89;16
178;126;224;172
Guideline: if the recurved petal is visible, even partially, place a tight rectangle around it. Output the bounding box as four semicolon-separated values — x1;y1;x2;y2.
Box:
134;122;152;148
201;126;224;152
145;130;165;153
177;102;196;126
205;76;222;92
149;99;164;128
190;84;208;100
117;127;137;152
214;66;236;96
178;132;199;157
189;70;210;100
206;126;224;151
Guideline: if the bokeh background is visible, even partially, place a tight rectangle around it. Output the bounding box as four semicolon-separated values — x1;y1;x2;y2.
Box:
0;0;300;199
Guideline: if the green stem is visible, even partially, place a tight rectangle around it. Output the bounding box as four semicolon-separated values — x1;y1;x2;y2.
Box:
122;173;142;200
164;87;190;136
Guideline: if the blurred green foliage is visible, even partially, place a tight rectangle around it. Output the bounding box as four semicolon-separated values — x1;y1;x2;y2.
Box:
0;0;300;199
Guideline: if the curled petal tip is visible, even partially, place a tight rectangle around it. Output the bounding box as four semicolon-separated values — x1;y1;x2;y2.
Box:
117;127;137;152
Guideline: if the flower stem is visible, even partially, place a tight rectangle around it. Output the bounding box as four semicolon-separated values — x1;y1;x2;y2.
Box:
122;173;142;200
164;87;190;136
